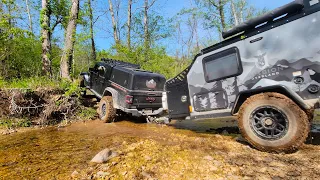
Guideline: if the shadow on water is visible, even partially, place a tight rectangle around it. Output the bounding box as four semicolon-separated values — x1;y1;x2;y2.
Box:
169;117;239;137
169;117;320;145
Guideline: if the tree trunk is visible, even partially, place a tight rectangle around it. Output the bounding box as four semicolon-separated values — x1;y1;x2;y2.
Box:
41;0;51;76
144;0;149;50
127;0;132;49
108;0;120;44
231;0;239;26
88;0;96;61
218;0;226;31
60;0;80;80
25;0;33;34
240;0;246;23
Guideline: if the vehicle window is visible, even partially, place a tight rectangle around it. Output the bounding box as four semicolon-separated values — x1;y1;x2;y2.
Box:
203;47;242;82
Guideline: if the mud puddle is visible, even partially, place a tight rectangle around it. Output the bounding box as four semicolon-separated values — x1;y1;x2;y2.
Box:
0;119;319;179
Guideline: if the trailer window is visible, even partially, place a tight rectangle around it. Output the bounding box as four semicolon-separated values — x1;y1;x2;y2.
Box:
203;47;242;83
310;0;319;6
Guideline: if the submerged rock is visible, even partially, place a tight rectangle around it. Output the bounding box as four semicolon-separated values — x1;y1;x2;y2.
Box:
204;155;214;161
96;171;110;178
71;170;79;178
90;148;118;163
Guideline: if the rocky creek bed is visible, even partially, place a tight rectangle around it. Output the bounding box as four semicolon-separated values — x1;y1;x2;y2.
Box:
0;119;319;180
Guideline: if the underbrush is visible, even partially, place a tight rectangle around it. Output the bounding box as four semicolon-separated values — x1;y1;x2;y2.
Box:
0;77;97;130
0;77;83;97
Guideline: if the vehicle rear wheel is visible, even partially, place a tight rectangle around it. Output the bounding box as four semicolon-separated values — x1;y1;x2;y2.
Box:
98;96;116;123
238;92;310;153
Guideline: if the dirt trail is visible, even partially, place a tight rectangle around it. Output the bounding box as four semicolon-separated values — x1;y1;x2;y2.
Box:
0;119;319;180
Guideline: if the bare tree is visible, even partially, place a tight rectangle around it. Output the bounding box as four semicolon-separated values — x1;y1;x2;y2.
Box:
231;0;247;26
143;0;157;51
41;0;51;76
108;0;120;44
212;0;228;31
88;0;96;60
25;0;33;34
60;0;80;79
127;0;132;49
231;0;239;26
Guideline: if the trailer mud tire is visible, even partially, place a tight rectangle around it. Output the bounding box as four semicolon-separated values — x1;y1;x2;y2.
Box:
238;92;309;153
98;96;116;123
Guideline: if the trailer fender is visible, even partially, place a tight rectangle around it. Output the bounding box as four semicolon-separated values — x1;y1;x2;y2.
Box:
232;85;311;115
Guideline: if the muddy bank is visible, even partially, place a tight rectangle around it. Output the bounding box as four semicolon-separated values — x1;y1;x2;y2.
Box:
0;120;319;179
0;89;95;130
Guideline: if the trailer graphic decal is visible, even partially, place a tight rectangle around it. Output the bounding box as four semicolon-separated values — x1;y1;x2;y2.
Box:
187;10;320;112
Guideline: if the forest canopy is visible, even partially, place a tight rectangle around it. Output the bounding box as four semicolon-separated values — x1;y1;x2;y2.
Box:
0;0;267;82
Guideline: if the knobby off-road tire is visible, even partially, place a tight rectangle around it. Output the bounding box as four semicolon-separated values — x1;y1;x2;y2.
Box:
238;92;310;153
98;96;116;123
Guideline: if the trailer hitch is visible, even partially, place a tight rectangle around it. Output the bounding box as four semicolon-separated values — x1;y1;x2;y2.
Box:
146;116;170;124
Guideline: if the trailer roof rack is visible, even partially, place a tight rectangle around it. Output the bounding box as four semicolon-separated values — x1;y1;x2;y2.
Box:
222;0;305;39
102;58;141;69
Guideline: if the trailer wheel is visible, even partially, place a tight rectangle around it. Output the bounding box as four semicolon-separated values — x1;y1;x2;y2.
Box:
98;96;116;123
238;92;309;153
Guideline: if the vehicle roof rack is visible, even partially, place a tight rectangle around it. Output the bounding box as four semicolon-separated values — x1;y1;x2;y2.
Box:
222;0;305;39
102;58;141;69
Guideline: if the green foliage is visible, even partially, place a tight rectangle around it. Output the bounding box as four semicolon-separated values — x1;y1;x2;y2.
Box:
0;118;31;128
132;12;172;46
60;80;82;97
104;44;188;79
0;77;82;98
0;77;59;89
77;107;96;120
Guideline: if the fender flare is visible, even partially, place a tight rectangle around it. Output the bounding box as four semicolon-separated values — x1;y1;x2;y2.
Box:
231;85;311;115
103;87;120;109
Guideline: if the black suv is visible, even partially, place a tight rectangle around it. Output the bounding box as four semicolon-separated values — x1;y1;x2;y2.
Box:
81;59;166;122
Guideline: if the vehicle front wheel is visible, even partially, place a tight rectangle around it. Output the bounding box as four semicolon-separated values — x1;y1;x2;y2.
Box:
238;92;310;153
98;96;116;123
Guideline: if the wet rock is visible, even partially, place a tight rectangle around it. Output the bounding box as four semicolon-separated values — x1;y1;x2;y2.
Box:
204;155;214;161
235;136;247;144
209;165;218;171
71;170;79;178
222;130;229;135
90;148;118;163
1;129;17;135
145;155;152;161
141;171;152;178
96;171;110;178
287;170;301;177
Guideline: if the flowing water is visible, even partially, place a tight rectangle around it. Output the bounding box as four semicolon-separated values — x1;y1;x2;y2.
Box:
0;118;319;179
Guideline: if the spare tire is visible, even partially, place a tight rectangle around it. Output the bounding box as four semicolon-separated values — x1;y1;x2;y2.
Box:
238;92;310;153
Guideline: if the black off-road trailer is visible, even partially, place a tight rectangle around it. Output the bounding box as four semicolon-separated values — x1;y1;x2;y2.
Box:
163;0;320;153
81;59;166;122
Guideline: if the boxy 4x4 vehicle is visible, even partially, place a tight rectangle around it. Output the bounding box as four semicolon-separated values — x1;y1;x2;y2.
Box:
81;59;166;123
163;0;320;153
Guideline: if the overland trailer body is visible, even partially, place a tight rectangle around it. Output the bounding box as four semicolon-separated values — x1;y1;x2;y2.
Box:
165;0;320;152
